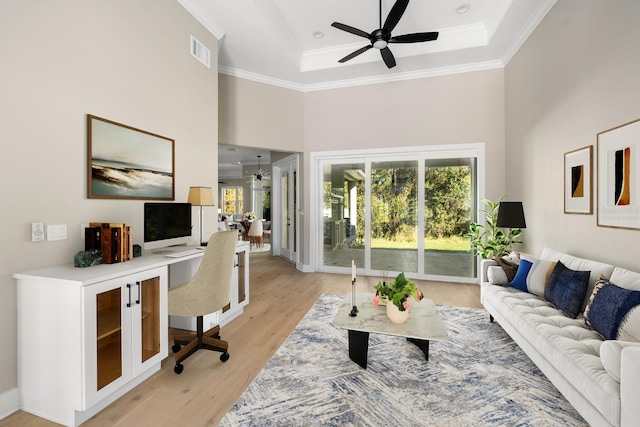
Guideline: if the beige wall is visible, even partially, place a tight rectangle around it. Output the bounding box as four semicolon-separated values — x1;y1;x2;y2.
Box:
0;0;218;400
301;69;506;264
219;69;506;266
505;0;640;270
218;74;304;152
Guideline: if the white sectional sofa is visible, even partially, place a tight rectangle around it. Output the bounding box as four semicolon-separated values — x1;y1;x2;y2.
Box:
480;247;640;427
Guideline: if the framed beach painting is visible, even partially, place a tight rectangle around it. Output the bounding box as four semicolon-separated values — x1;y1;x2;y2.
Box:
564;146;592;214
87;115;175;200
597;118;640;230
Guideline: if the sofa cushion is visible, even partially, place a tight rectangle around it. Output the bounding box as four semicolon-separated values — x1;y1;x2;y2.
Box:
509;259;532;292
618;306;640;342
545;261;590;319
609;267;640;291
584;278;640;340
600;340;640;383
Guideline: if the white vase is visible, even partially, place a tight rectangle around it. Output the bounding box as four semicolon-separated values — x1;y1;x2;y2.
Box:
386;301;409;323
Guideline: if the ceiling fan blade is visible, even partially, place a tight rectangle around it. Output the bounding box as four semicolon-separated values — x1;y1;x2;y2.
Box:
380;47;396;68
331;22;371;40
383;0;410;33
339;45;373;63
390;31;439;43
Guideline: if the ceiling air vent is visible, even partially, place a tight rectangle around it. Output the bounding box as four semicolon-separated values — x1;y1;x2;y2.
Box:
190;35;210;68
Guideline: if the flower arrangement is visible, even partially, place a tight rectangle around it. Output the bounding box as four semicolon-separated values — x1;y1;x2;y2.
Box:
373;272;423;312
243;211;256;221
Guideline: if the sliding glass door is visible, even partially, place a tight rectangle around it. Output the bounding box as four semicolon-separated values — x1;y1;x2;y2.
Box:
316;146;479;281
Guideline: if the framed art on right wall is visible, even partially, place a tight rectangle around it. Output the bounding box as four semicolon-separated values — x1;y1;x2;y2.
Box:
564;145;593;214
597;118;640;230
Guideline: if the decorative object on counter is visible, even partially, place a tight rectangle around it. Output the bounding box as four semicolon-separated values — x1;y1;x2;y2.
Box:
133;244;142;258
74;249;103;268
188;186;215;246
373;272;423;323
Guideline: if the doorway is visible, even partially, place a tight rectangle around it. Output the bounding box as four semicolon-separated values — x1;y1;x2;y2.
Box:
272;154;299;265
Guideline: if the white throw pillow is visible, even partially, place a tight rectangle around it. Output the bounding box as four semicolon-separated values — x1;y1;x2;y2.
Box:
487;266;508;285
618;305;640;342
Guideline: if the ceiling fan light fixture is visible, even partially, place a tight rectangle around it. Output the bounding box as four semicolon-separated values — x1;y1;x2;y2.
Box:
373;39;388;49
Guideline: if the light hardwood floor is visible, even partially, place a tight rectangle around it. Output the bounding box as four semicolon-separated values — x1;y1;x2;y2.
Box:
2;252;482;427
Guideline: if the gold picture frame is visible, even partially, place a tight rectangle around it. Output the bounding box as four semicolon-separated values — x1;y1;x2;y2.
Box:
564;146;593;214
87;115;175;200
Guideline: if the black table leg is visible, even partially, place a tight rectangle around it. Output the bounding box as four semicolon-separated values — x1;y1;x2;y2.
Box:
407;338;430;361
348;330;370;369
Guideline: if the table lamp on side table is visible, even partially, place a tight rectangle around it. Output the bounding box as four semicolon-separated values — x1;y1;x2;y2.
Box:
496;201;526;252
188;186;215;246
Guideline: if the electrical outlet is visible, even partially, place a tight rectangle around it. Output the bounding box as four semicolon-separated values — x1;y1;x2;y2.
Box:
31;222;45;242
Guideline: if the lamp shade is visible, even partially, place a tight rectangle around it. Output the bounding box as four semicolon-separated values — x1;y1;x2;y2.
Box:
496;202;526;228
187;186;215;206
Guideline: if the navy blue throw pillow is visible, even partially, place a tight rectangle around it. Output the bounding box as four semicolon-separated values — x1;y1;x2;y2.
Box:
508;259;532;292
544;261;590;319
584;279;640;340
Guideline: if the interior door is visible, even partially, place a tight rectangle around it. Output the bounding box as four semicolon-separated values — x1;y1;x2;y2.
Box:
272;154;299;264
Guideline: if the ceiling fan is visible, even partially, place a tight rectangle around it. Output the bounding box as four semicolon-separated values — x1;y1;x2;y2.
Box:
331;0;439;69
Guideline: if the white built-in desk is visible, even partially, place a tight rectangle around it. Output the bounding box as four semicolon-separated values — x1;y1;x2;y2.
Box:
13;241;249;427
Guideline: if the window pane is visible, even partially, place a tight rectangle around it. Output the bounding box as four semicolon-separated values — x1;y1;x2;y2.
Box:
371;161;418;274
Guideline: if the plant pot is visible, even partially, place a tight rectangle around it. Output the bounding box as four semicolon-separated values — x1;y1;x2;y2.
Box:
386;302;409;324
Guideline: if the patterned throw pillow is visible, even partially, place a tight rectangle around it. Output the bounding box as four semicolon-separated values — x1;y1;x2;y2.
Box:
584;277;640;340
544;261;590;319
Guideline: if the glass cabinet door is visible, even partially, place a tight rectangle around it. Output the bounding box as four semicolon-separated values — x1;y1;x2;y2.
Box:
139;276;160;364
96;288;123;391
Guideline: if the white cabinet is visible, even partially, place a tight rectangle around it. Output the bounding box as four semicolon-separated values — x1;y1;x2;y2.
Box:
83;267;167;410
15;264;168;427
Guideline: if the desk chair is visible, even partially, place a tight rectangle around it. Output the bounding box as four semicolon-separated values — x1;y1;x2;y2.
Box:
167;231;237;374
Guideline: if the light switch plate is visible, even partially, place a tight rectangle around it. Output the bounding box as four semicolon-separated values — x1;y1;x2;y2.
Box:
31;222;45;242
47;224;67;241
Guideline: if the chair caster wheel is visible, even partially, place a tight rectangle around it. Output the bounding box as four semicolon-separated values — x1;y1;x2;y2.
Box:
172;344;181;353
220;352;230;362
174;363;184;374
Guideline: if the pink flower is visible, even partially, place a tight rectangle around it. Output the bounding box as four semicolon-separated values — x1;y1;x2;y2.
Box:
416;289;422;300
372;295;380;308
403;300;410;310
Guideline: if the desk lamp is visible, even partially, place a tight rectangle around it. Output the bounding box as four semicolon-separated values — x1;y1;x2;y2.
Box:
188;186;215;246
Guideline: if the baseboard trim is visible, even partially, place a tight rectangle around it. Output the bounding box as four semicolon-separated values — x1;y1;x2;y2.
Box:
0;387;20;421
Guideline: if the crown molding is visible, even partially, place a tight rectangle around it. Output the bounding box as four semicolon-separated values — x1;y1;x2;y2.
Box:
501;0;557;65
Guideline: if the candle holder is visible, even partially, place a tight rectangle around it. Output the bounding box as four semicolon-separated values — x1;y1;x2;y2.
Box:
349;278;359;317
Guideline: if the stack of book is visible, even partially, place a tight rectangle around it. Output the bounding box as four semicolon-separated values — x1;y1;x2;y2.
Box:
85;223;133;264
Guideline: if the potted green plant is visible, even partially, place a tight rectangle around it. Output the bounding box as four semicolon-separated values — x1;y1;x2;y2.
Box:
373;273;423;323
465;195;523;259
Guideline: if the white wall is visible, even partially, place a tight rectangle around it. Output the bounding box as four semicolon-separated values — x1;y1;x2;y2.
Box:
0;0;218;403
505;0;640;270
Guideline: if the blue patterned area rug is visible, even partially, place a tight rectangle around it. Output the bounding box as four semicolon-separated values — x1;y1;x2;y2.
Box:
220;294;586;426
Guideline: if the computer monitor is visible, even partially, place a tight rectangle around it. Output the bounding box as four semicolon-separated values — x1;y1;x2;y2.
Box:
143;202;193;250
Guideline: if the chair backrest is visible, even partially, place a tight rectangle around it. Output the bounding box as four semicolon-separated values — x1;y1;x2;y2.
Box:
248;220;263;236
168;231;237;317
